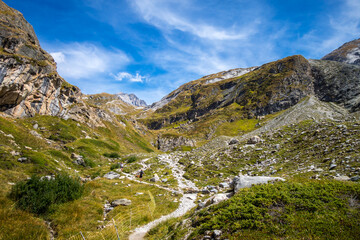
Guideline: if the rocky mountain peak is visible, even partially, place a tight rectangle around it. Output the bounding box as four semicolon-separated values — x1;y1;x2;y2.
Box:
322;38;360;65
115;92;147;107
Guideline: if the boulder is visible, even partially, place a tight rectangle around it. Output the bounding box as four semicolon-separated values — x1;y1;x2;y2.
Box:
247;136;262;144
212;194;228;204
17;157;29;163
350;176;360;182
10;151;20;156
219;182;230;188
103;171;120;180
111;199;132;207
150;174;160;182
232;175;285;193
71;153;85;166
228;138;239;145
212;230;222;239
329;163;337;170
334;175;350;181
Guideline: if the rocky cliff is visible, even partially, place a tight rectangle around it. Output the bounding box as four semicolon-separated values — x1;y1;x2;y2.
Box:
322;38;360;65
0;0;113;127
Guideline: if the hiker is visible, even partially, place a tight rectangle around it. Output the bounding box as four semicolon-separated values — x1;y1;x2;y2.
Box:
120;162;124;172
139;169;144;179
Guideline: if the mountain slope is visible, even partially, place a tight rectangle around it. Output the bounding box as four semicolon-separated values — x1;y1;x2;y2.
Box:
143;55;360;133
322;38;360;65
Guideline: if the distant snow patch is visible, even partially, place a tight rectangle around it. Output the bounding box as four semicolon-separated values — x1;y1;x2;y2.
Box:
205;67;256;84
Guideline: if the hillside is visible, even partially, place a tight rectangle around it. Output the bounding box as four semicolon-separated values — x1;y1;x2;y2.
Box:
0;1;359;239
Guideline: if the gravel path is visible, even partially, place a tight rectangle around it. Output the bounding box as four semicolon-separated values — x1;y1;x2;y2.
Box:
128;153;198;240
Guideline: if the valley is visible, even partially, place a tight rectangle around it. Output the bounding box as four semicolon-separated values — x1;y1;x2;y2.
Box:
0;0;359;239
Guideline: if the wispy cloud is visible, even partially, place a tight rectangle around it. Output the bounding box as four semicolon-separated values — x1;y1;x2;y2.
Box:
112;72;147;83
49;42;130;79
295;0;360;58
131;0;260;40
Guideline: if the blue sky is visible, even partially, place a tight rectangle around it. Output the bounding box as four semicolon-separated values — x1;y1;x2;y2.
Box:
4;0;360;104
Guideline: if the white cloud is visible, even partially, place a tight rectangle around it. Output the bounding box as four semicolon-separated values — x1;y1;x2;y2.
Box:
112;72;147;83
51;52;66;63
49;42;130;79
131;0;258;40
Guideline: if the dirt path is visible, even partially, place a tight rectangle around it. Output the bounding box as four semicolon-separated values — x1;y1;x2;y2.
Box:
128;153;198;240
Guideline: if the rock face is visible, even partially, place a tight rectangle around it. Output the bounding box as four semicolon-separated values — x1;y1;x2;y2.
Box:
322;38;360;65
155;135;196;151
0;1;112;127
0;1;79;117
310;59;360;112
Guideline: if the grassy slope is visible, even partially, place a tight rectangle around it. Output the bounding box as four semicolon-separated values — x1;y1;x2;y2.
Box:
0;114;164;239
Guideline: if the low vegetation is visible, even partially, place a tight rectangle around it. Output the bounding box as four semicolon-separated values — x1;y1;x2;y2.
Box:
148;180;360;240
9;174;84;215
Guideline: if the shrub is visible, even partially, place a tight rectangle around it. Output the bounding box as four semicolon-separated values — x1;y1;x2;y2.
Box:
103;152;120;158
126;155;137;163
110;163;121;170
9;174;84;215
84;158;96;168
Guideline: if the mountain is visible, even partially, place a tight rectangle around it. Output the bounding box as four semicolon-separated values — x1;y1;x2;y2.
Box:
322;38;360;65
115;92;147;107
143;54;360;132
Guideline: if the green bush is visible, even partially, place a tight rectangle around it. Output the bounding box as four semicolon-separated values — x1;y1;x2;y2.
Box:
110;163;121;170
9;174;84;215
103;152;120;158
126;155;137;163
84;158;96;168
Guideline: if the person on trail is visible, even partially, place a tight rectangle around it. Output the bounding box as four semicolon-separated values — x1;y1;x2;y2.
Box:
139;169;144;179
120;162;124;172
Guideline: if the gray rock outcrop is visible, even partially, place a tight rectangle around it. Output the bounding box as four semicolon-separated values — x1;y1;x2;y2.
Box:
232;175;285;193
111;199;132;207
